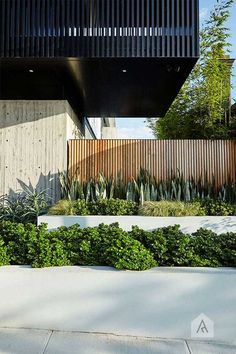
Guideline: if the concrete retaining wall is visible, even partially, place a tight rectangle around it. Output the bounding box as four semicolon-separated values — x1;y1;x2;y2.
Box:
38;215;236;234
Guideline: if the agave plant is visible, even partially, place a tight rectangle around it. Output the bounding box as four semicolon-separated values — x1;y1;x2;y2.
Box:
0;184;49;224
59;170;84;200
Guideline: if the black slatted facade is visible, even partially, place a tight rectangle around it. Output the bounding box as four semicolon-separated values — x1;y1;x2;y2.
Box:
0;0;199;58
0;0;199;117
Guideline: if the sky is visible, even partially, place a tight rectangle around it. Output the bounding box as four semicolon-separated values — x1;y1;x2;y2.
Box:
117;0;236;139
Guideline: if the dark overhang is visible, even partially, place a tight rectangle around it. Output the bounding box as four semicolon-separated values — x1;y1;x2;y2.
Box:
0;0;199;117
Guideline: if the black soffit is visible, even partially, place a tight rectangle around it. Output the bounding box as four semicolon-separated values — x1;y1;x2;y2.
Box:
0;0;199;117
0;58;197;117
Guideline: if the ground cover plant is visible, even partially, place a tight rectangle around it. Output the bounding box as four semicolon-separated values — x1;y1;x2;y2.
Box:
48;198;236;217
0;221;235;269
48;199;137;216
138;201;206;217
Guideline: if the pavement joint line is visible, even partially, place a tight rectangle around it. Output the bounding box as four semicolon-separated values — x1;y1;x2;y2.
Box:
42;330;53;354
0;326;189;343
185;340;193;354
0;326;235;348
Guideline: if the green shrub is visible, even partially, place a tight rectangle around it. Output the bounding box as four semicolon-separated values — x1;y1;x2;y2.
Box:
49;225;103;266
157;225;193;266
201;199;236;216
48;199;89;215
0;239;10;266
0;221;31;264
48;198;137;216
131;225;193;266
138;201;206;217
0;220;235;270
218;233;236;266
31;236;71;268
27;223;71;268
89;199;137;216
130;226;167;265
190;228;222;267
97;223;157;270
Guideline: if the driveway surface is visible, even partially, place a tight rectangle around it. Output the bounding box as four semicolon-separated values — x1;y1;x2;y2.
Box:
1;266;235;353
0;328;235;354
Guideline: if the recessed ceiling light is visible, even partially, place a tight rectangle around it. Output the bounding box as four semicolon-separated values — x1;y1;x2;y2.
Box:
174;66;181;73
122;69;127;73
29;69;34;73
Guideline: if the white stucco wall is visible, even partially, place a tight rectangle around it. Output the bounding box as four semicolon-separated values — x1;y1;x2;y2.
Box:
38;215;236;234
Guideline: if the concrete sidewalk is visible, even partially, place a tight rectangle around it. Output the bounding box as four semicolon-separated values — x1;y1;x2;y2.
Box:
0;328;236;354
1;266;236;344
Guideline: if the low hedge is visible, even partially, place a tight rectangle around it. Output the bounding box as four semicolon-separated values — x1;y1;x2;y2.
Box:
0;221;235;269
0;221;156;270
48;199;138;216
48;198;236;217
200;199;236;216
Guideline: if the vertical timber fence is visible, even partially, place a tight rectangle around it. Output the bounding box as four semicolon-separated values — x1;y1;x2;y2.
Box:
68;140;236;187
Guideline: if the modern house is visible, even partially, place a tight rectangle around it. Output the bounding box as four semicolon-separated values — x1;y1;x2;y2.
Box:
0;0;199;117
0;0;199;201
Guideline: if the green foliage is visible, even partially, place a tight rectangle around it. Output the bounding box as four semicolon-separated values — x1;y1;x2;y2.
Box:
49;198;137;216
147;0;235;139
139;201;206;217
131;225;197;266
132;225;236;267
50;225;103;266
218;233;236;266
0;184;48;224
130;226;167;265
96;223;157;270
201;198;236;216
59;171;118;202
89;199;137;216
59;169;236;206
0;220;34;265
59;171;84;201
190;229;222;267
156;226;193;266
0;221;235;269
28;224;71;268
0;239;10;266
30;223;157;271
48;199;89;216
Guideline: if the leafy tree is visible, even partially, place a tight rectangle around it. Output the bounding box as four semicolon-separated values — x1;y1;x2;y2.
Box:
147;0;235;139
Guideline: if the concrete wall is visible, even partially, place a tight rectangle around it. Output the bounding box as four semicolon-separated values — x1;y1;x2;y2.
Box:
0;100;83;202
101;126;118;139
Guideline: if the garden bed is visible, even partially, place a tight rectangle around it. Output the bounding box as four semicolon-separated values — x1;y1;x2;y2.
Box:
38;215;236;234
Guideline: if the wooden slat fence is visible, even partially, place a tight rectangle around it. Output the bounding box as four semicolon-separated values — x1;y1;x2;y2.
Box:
68;140;236;187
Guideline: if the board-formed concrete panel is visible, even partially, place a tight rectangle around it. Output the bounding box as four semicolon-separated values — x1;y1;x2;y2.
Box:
0;100;82;202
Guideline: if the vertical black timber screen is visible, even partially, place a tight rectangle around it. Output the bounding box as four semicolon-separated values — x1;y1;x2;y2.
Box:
0;0;199;58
